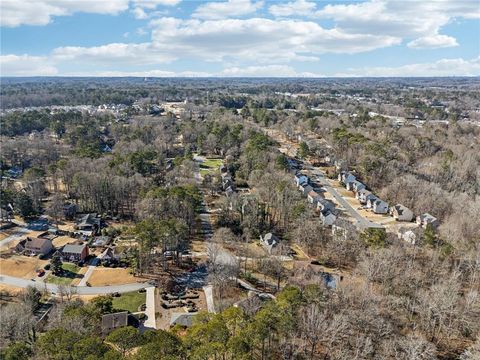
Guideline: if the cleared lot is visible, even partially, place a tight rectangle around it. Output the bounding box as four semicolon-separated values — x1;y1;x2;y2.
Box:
87;268;141;287
0;256;49;279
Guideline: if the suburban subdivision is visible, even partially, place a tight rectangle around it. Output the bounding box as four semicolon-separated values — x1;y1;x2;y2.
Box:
1;77;479;359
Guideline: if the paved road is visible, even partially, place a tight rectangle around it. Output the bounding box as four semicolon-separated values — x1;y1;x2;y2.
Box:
0;274;149;295
310;169;380;228
268;129;384;230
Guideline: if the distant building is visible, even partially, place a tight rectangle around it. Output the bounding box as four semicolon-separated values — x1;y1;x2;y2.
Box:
320;209;337;226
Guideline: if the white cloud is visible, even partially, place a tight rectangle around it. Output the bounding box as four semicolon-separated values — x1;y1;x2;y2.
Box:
269;0;316;17
316;0;479;48
192;0;263;20
51;43;176;65
220;65;323;77
407;35;459;49
0;54;58;76
339;57;480;77
149;17;400;63
0;0;130;27
131;0;179;19
0;0;181;26
65;69;211;77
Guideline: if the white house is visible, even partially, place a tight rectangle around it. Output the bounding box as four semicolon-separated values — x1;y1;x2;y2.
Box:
260;233;280;253
366;196;378;209
338;171;356;185
320;209;337;226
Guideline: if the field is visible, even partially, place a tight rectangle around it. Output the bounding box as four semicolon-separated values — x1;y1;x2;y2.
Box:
112;291;146;313
0;256;49;279
46;263;82;285
87;267;140;286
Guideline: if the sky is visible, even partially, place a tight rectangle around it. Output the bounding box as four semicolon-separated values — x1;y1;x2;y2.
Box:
0;0;479;77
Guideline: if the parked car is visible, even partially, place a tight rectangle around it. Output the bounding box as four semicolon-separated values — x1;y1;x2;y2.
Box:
36;269;45;277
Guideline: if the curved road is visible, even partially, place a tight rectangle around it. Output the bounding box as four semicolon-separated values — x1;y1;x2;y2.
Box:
0;274;149;295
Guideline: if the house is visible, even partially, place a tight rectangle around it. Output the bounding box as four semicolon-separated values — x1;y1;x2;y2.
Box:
76;214;101;236
357;189;374;204
102;312;129;334
301;185;314;197
61;243;89;262
372;199;389;214
366;196;378;209
16;237;53;256
0;207;13;222
316;198;335;212
391;204;414;222
92;236;111;247
98;247;119;261
294;173;308;187
170;313;195;328
416;213;439;229
307;190;321;204
320;209;336;226
260;233;279;253
351;181;366;193
338;171;355;185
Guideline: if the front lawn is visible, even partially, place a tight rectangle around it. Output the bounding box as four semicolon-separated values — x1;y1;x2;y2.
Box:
46;263;81;285
112;291;146;313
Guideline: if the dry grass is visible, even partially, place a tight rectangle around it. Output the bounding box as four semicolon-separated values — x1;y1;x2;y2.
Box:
52;236;78;248
0;256;49;279
87;268;142;286
0;283;24;296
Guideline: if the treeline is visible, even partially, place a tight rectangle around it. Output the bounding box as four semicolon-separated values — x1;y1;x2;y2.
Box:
3;282;479;360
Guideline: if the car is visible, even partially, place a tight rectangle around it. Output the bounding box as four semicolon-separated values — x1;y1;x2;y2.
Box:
36;269;46;277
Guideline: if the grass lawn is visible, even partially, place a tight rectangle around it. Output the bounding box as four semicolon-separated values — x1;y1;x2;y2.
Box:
112;291;146;313
203;158;223;168
46;263;81;285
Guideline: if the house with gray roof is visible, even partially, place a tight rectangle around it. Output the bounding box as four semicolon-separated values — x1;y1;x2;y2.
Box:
62;243;89;262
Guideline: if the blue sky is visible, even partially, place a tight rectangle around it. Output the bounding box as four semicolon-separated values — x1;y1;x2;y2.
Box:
1;0;479;77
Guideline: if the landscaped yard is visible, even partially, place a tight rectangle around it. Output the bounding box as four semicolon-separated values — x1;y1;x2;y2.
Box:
112;291;146;313
46;263;82;285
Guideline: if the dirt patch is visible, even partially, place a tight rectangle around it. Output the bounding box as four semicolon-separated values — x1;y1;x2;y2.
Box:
87;268;143;286
0;256;49;279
